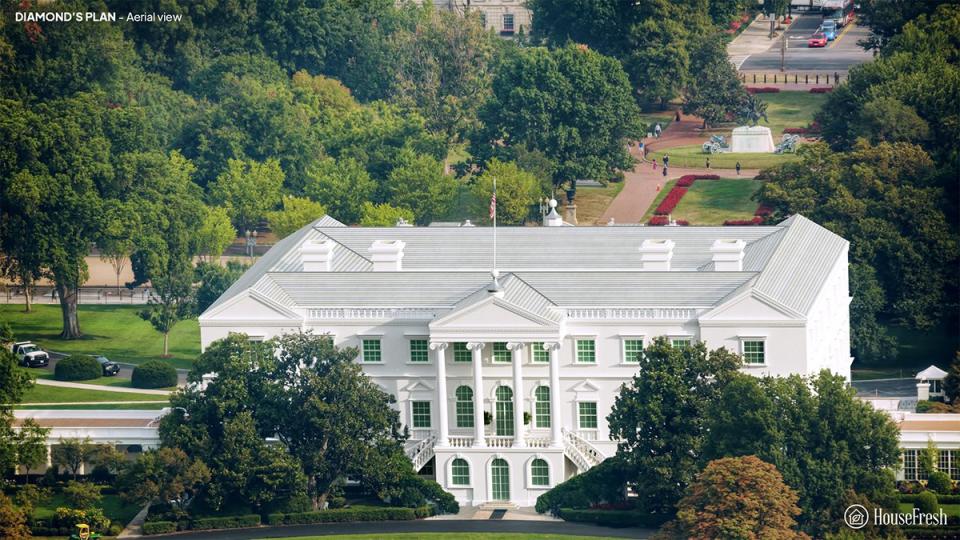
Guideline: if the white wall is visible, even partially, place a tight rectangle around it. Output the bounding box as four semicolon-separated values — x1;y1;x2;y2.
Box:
435;448;565;507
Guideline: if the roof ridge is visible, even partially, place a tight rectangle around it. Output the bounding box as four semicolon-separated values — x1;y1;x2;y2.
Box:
505;272;558;307
314;230;372;264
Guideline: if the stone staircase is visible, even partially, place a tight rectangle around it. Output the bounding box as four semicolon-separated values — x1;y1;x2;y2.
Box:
407;433;437;472
561;428;603;473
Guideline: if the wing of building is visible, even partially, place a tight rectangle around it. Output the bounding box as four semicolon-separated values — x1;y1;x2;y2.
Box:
199;214;852;507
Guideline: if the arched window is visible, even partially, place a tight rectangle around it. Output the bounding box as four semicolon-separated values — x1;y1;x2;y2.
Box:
495;386;514;436
534;386;551;428
531;458;549;486
451;458;470;486
455;386;474;428
491;458;510;500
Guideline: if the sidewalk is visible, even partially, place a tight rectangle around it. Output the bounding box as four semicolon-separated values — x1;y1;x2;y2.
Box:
728;14;775;68
34;378;172;395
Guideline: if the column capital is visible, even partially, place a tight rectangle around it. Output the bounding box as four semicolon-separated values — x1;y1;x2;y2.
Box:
466;342;486;351
542;341;562;351
505;342;525;351
429;341;448;351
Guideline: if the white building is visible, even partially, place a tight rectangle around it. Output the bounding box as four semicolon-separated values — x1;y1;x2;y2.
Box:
418;0;532;36
198;214;852;507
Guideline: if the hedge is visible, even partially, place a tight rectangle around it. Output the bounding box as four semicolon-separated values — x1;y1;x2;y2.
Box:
810;87;833;93
902;525;960;538
132;360;178;389
190;514;261;530
54;355;102;381
266;505;430;526
557;508;671;528
654;187;687;215
900;493;960;504
142;521;177;535
747;87;780;94
724;217;763;226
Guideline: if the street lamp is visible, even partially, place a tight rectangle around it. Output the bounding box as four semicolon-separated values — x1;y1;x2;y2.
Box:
245;229;258;258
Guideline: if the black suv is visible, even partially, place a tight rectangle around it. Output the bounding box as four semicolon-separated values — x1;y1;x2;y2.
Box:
95;355;121;376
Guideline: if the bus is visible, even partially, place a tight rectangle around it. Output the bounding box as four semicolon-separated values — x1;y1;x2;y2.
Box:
821;0;855;27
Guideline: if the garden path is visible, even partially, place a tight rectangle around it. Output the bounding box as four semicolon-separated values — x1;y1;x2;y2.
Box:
33;378;172;395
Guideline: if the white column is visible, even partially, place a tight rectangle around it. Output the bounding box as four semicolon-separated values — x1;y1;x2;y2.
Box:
430;342;449;447
508;342;526;448
468;342;486;448
547;342;563;448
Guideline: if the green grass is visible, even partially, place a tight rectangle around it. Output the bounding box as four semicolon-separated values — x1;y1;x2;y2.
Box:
671;179;761;225
851;367;914;381
277;535;623;540
851;320;959;378
899;502;960;517
0;305;198;369
756;92;829;137
31;490;141;527
641;179;678;222
573;182;626;225
647;144;799;170
21;369;176;390
15;402;170;410
19;383;169;404
638;112;674;136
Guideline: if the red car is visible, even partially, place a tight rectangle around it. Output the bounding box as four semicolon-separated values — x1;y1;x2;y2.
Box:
808;33;827;48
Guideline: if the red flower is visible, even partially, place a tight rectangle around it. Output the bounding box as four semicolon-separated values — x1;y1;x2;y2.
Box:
648;216;670;226
654;187;688;215
809;87;833;94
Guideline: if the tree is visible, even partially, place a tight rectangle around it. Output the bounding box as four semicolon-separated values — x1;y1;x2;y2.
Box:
383;148;456;225
52;438;97;480
302;157;375;225
119;447;210;511
920;438;939;477
15;419;49;482
99;200;140;295
268;196;326;239
63;480;103;509
472;159;544;225
195;206;236;264
856;0;946;49
671;456;807;540
194;261;248;314
944;353;960;403
139;279;193;358
607;338;741;515
359;202;415;227
209;158;285;233
472;44;640;196
856;96;930;144
0;349;33;478
0;492;31;540
683;33;752;129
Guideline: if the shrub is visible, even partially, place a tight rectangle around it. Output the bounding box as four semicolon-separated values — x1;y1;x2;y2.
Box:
142;521;177;535
783;127;806;134
390;474;459;514
810;87;833;93
654;187;688;215
928;471;953;494
916;490;939;514
916;400;960;413
558;508;670;528
266;506;428;525
747;87;780;94
647;216;669;226
723;217;763;226
676;175;697;187
54;355;101;381
536;458;629;516
132;360;177;389
63;480;102;509
755;204;774;217
53;507;110;532
189;514;260;530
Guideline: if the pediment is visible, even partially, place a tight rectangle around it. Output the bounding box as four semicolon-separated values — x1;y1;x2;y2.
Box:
430;296;559;331
200;291;301;321
401;380;435;393
700;290;803;322
570;380;601;393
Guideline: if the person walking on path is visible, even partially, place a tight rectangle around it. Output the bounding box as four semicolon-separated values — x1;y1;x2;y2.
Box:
652;158;658;170
706;157;711;169
663;154;670;168
654;123;662;138
675;110;681;122
662;166;668;177
736;161;742;175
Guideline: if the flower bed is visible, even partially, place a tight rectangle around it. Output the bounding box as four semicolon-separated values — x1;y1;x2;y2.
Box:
723;216;763;226
676;174;720;187
754;204;773;217
810;87;833;93
654;187;687;215
647;216;669;226
783;127;806;135
747;87;780;94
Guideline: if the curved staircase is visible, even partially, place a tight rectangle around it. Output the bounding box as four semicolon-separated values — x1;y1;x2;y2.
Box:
561;428;603;473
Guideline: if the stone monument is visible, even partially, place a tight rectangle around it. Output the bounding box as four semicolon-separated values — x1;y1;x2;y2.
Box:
731;125;775;153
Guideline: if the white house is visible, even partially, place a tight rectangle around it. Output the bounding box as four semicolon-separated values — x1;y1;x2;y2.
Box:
198;213;853;507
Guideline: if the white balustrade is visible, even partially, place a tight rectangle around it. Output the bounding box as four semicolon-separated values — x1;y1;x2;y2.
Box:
485;436;514;448
410;429;434;441
448;436;474;448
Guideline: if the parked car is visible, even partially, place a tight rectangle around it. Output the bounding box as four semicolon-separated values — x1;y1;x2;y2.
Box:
808;33;828;47
819;20;838;40
10;341;49;367
94;355;121;376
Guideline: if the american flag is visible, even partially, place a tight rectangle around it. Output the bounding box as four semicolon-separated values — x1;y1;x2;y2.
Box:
489;192;497;220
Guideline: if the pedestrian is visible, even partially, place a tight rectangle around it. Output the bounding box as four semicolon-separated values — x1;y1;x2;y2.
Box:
654;123;662;138
656;183;661;192
706;157;711;169
663;154;669;168
675;110;681;122
652;158;658;170
736;161;742;175
662;166;668;177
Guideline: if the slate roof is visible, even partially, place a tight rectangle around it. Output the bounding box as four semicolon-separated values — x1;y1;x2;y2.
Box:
203;215;847;318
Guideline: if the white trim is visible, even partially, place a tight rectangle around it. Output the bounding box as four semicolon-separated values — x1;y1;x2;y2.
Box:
359;337;383;364
619;335;645;365
409;399;433;429
446;455;473;489
406;337;432;365
575;400;599;432
573;337;597;365
739;337;767;367
525;454;552;490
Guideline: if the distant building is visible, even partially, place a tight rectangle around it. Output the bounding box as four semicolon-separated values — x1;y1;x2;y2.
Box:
198;214;853;506
416;0;532;37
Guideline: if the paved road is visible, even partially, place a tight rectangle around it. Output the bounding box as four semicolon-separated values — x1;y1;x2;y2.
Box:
145;520;654;539
740;13;873;72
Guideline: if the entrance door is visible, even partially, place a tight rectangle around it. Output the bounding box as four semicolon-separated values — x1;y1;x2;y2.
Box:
495;386;514;436
491;458;510;501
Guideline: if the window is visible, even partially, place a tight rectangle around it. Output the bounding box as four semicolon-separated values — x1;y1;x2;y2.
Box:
362;338;381;363
576;339;596;363
495;386;514;436
534;386;551;428
412;401;431;428
451;458;470;486
623;339;644;363
479;12;487;27
531;458;549;486
578;402;598;429
742;340;765;365
671;338;692;349
938;450;960;480
409;339;429;363
531;342;550;363
453;342;471;362
455;386;474;428
502;13;515;33
493;342;511;363
903;449;920;481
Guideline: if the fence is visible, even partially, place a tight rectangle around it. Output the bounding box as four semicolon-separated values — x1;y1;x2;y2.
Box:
1;286;155;305
740;72;844;85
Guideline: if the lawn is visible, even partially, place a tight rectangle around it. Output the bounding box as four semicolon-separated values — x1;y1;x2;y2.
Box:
641;179;678;222
898;502;960;517
19;383;169;404
647;144;799;170
671;179;761;225
31;490;142;527
572;182;626;225
21;369;177;391
0;304;199;369
851;320;959;380
756;92;829;137
278;535;623;540
15;402;170;410
638;112;674;137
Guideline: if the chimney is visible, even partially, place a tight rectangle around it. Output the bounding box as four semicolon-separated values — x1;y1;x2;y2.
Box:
369;240;405;271
638;239;674;271
301;239;336;271
710;239;746;271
